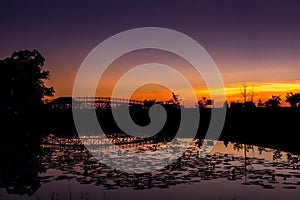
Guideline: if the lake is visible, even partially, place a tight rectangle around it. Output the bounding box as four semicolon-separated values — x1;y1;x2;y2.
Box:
1;135;300;200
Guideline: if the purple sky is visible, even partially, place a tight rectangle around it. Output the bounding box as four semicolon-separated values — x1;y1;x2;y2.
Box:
1;0;300;99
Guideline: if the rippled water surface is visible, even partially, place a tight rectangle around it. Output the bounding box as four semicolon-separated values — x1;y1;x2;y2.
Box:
1;137;300;200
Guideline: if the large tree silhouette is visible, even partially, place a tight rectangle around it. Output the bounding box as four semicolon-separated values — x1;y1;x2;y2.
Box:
0;49;54;144
0;49;54;112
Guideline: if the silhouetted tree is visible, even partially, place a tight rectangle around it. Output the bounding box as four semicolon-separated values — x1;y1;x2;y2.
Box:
265;95;281;107
0;49;54;114
240;84;255;103
286;92;300;107
197;97;207;108
0;49;54;144
171;92;181;107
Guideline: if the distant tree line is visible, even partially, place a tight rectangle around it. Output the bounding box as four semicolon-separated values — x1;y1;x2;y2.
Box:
229;93;300;109
197;84;300;109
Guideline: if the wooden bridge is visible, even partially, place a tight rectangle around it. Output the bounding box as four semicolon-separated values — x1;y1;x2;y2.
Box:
47;96;180;110
74;96;145;109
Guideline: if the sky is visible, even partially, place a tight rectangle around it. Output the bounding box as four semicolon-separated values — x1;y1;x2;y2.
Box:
1;0;300;107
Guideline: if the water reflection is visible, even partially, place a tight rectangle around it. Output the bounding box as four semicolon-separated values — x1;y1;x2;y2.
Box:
1;137;300;199
0;146;45;196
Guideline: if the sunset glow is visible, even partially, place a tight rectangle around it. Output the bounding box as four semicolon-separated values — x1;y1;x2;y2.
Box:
1;1;300;108
69;79;300;107
127;80;300;107
198;80;300;107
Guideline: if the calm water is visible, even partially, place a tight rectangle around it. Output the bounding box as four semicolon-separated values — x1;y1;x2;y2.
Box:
1;136;300;200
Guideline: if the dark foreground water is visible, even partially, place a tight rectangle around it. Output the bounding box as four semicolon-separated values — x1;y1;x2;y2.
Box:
1;136;300;200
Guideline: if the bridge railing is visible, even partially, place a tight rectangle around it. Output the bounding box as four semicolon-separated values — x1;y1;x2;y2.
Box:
73;96;145;109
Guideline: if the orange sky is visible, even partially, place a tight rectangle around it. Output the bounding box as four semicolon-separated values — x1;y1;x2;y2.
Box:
45;48;300;107
197;80;300;107
126;80;300;107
